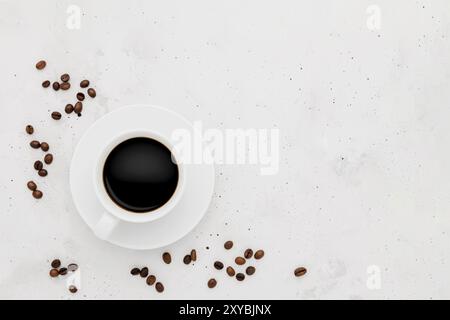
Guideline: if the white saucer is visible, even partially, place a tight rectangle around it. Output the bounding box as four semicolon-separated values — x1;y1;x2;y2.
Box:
70;105;215;250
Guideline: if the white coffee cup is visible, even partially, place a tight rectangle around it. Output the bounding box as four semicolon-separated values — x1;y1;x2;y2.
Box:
92;129;185;240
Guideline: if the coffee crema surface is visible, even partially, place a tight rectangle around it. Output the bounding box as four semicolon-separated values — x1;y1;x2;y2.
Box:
103;137;179;213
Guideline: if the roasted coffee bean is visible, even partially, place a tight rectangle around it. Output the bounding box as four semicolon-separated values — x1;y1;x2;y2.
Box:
245;266;256;276
35;60;46;70
254;250;264;260
67;263;78;272
38;169;48;177
25;125;34;135
58;267;68;275
44;154;53;165
80;80;90;88
30;140;40;149
76;92;85;101
140;267;149;278
236;273;245;281
226;266;235;277
162;252;171;264
235;257;246;265
294;267;307;277
146;275;156;286
207;278;217;288
183;255;192;264
27;181;37;191
51;259;61;268
155;282;164;293
40;142;49;152
130;267;141;275
214;261;224;270
60;82;71;90
190;249;197;262
52;82;60;91
34;160;43;171
244;249;253;259
69;285;78;293
65;104;74;114
42;80;50;88
224;241;233;250
74;102;82;114
87;88;96;98
60;74;70;82
51;111;62;120
49;268;59;277
32;190;43;199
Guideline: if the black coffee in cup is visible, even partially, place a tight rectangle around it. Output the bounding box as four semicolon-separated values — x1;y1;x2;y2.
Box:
103;137;179;213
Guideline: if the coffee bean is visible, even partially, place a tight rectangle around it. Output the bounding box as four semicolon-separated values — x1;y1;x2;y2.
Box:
294;267;307;277
32;190;43;199
38;169;48;177
236;273;245;281
226;266;235;277
25;125;34;135
146;275;156;286
60;82;71;90
214;261;224;270
244;249;253;259
155;282;164;293
27;181;37;191
34;160;43;171
51;259;61;268
235;257;246;265
44;154;53;165
35;60;46;70
52;82;60;91
42;80;50;88
65;104;74;114
130;267;141;275
49;268;59;277
69;285;78;293
40;142;49;152
224;241;233;250
245;266;256;276
76;92;85;101
87;88;96;98
140;267;149;278
60;74;70;82
51;111;62;120
183;255;192;264
80;80;90;88
67;263;78;272
58;267;68;275
254;250;265;260
162;252;171;264
207;278;217;288
74;102;82;115
30;140;40;149
190;249;197;262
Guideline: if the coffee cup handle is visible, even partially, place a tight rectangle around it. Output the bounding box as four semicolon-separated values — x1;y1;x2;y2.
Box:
93;212;120;240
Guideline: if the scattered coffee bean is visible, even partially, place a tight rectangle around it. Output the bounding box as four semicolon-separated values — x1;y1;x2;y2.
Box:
235;257;246;265
226;266;235;277
51;259;61;268
146;275;156;286
27;181;37;191
52;82;60;91
162;252;171;264
207;278;217;288
87;88;96;98
244;249;253;259
38;169;48;177
294;267;307;277
49;268;59;277
245;266;256;276
69;285;78;293
80;80;90;88
254;250;264;260
236;273;245;281
40;142;49;152
65;104;74;114
140;267;149;278
32;190;43;199
51;111;62;120
74;102;83;115
58;267;68;275
155;282;164;293
60;74;70;82
60;82;71;90
35;60;46;70
130;267;140;276
34;160;43;171
190;249;197;262
214;261;224;270
183;255;192;265
67;263;78;272
76;92;85;101
44;154;53;165
30;140;41;149
25;125;34;135
42;80;50;88
224;241;233;250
